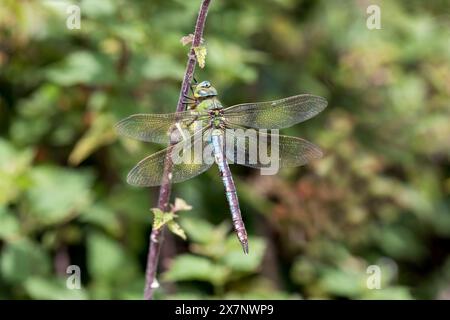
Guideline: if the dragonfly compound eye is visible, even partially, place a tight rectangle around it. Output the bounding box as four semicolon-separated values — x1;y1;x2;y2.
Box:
200;80;211;88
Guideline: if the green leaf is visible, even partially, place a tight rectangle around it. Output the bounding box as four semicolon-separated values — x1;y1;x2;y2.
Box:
223;277;294;299
290;257;320;285
15;84;60;118
107;187;150;222
222;236;266;273
179;217;217;244
374;226;427;261
0;139;33;205
79;203;122;236
25;166;93;225
87;232;137;283
46;51;117;86
362;287;412;300
318;268;366;298
151;208;174;230
115;277;147;300
0;207;20;240
0;240;51;284
167;221;187;240
141;55;184;80
80;0;116;17
164;254;229;286
166;292;205;300
24;277;88;300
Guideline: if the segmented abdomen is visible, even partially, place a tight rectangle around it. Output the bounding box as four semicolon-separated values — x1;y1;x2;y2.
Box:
211;132;248;254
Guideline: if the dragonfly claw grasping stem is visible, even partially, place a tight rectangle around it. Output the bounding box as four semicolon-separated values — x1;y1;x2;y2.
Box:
183;94;195;101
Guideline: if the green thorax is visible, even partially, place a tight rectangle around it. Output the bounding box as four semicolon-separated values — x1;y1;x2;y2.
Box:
197;97;224;129
191;81;224;129
196;96;224;112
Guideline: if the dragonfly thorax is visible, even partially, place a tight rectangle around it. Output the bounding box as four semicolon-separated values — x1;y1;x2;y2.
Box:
195;95;224;114
208;108;225;129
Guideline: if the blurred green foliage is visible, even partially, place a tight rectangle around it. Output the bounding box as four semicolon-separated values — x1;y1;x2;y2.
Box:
0;0;449;299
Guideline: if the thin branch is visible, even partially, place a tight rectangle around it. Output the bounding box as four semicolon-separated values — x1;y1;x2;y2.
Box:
143;0;212;300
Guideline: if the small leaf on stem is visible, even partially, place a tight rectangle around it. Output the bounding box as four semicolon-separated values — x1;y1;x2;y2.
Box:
180;34;205;46
173;197;193;212
151;208;173;230
180;34;195;46
168;221;187;240
151;199;191;239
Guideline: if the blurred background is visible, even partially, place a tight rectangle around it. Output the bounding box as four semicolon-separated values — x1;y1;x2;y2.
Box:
0;0;449;299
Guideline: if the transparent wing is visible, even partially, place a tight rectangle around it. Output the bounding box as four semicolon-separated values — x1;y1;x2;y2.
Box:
223;129;323;169
115;111;208;144
223;94;327;129
127;127;213;187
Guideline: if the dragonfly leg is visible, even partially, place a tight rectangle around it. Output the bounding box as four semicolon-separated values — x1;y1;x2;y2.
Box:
182;94;197;110
182;100;197;110
183;94;195;101
189;78;197;95
182;100;196;105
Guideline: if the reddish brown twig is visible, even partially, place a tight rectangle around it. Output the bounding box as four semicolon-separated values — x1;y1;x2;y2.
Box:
143;0;212;300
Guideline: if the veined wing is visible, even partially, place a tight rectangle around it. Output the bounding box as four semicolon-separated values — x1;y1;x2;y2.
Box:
223;129;323;169
223;94;327;129
115;111;208;144
127;126;213;187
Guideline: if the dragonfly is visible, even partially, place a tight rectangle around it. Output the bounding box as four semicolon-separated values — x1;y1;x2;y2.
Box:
115;80;327;254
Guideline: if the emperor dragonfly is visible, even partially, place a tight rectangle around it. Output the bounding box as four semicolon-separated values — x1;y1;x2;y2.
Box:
115;80;327;254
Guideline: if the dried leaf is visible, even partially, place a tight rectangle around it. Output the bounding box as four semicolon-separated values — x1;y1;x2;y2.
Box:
180;34;205;46
180;34;195;46
193;45;207;68
172;198;193;212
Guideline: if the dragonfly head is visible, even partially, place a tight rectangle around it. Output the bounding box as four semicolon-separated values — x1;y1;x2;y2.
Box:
193;80;218;99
